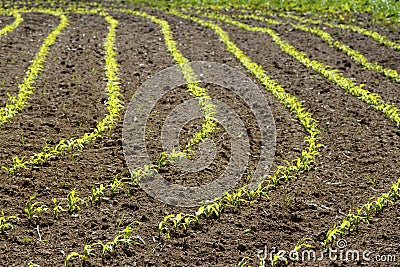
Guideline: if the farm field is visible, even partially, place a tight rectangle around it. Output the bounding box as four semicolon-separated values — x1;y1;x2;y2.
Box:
0;0;399;266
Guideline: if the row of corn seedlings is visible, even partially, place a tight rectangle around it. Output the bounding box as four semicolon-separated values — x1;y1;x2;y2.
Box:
116;7;219;158
232;13;400;83
156;8;322;238
278;11;400;52
199;11;400;128
0;8;68;128
68;4;220;153
64;222;144;266
201;9;400;267
1;7;123;176
0;9;22;36
20;168;153;224
2;6;219;177
0;169;152;265
322;178;400;246
256;177;400;267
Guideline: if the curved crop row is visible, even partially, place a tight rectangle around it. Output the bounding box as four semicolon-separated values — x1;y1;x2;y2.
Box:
0;9;68;128
201;11;400;128
1;8;123;175
232;13;400;83
116;8;219;158
3;6;220;175
0;10;23;37
0;7;222;260
18;168;150;224
211;10;400;267
157;8;322;238
257;177;400;267
322;177;400;247
64;222;144;267
279;12;400;52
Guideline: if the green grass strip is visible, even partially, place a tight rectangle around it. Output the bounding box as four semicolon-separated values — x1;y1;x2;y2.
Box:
157;8;322;238
201;12;400;128
280;12;400;52
0;10;23;37
1;8;123;175
0;9;68;128
233;13;400;83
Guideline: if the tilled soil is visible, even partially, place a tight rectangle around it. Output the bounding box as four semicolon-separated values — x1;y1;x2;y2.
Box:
0;5;399;267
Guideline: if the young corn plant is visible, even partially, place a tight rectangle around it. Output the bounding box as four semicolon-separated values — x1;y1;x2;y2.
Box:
52;198;64;219
2;155;28;176
64;244;93;267
90;184;105;205
109;175;123;196
0;211;16;233
67;189;82;214
166;148;186;164
24;196;47;222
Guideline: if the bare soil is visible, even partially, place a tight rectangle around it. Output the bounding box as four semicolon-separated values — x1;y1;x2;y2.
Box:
0;4;399;267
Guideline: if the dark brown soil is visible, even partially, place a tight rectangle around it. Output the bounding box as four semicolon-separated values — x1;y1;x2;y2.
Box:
0;13;58;107
0;14;14;28
0;4;399;267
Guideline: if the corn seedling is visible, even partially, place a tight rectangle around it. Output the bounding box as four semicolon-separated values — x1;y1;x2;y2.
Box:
90;184;105;205
0;210;16;233
283;189;292;209
24;196;47;221
2;155;28;176
109;175;123;196
52;198;64;218
67;189;81;214
64;244;93;267
364;174;379;186
166;148;186;164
